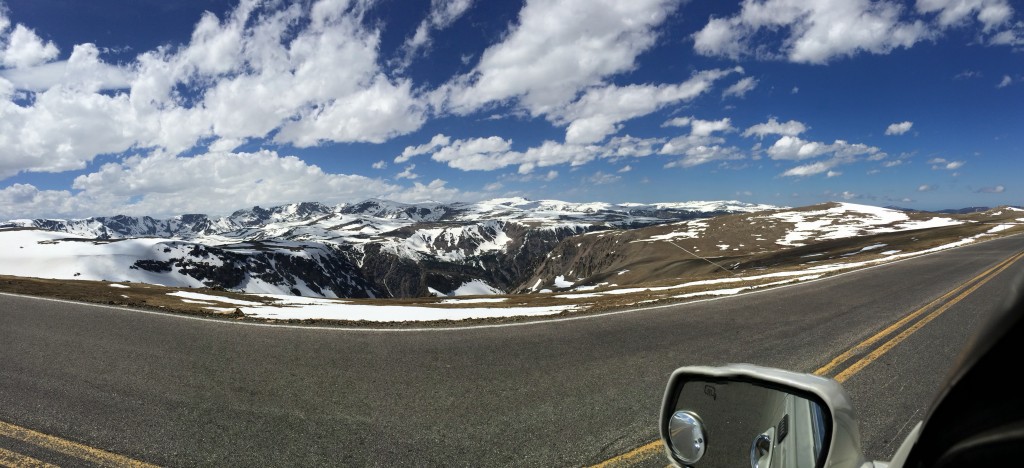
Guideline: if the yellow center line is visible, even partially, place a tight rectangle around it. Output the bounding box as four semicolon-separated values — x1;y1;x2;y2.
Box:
0;447;59;468
586;250;1024;468
814;250;1024;377
832;250;1024;383
0;420;159;468
588;439;663;468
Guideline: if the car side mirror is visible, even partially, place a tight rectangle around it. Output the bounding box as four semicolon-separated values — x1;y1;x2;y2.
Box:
660;364;869;468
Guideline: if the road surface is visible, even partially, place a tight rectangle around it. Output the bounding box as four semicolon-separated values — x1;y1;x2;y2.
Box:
1;234;1022;467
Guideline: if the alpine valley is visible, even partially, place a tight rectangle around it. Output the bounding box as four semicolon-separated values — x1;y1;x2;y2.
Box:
3;199;1020;299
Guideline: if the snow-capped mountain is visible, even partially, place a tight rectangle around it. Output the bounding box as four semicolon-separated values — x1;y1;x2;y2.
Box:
0;198;778;298
518;202;1022;293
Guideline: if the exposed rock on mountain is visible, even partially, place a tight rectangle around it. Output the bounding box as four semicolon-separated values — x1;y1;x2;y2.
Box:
1;198;777;298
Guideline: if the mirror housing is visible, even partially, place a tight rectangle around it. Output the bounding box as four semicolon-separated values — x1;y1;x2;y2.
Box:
660;363;869;468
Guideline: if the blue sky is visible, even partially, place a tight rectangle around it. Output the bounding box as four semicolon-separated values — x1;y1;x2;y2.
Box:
0;0;1021;218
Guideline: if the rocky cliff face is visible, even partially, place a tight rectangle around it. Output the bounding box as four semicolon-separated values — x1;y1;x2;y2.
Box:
1;198;779;297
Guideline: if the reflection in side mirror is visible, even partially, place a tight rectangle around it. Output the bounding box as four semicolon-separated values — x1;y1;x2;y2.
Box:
661;366;834;468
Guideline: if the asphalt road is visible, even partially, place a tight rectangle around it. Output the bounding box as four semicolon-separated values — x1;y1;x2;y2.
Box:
2;233;1023;467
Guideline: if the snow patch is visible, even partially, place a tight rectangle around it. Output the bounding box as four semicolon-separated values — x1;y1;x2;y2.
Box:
167;291;262;306
451;280;503;296
553;275;575;288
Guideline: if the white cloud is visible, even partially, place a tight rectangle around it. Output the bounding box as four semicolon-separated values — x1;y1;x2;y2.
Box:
990;23;1024;45
885;120;914;135
430;136;517;171
396;0;474;69
693;0;930;64
658;117;745;168
997;75;1013;87
918;184;934;191
975;184;1005;193
395;133;452;163
0;1;431;181
0;149;469;219
916;0;1013;31
372;160;387;169
0;183;77;219
438;0;681;115
618;165;633;173
791;86;799;93
767;136;831;160
774;137;884;177
664;117;734;137
405;133;667;174
663;117;692;128
483;182;503;191
929;158;964;170
1;23;59;68
663;143;745;168
396;164;419;180
384;179;470;204
781;161;835;177
742;117;808;138
827;170;842;178
0;77;144;178
722;76;758;98
585;171;621;185
556;67;741;144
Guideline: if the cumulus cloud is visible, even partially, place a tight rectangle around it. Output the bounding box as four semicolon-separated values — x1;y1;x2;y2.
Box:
661;139;742;167
1;23;59;68
781;161;835;177
997;75;1013;87
827;170;842;178
693;0;930;64
555;67;741;144
767;136;831;160
742;117;808;138
665;117;734;137
398;132;668;174
395;134;452;163
372;160;387;169
774;137;885;177
0;183;77;219
437;0;681;115
396;164;419;180
722;76;758;98
885;121;914;135
918;184;934;191
658;117;744;168
618;165;632;173
929;158;965;170
0;1;429;181
0;149;471;219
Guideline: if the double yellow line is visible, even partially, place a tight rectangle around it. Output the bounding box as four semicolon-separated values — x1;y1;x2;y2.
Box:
589;250;1024;468
0;419;157;467
814;249;1024;382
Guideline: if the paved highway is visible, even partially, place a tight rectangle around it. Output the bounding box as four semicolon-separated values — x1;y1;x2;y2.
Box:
2;234;1023;467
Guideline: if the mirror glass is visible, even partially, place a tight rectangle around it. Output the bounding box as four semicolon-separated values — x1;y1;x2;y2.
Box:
666;377;829;468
